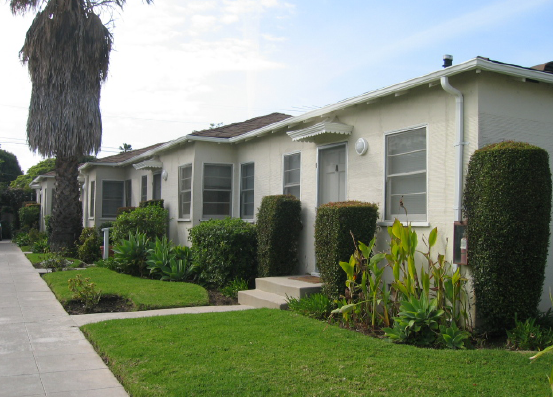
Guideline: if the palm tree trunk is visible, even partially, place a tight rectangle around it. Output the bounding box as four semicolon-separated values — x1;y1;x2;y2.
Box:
49;156;82;253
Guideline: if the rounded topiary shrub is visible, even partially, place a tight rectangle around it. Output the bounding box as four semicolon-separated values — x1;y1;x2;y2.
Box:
77;227;102;264
111;205;168;243
189;217;257;288
315;201;379;299
256;195;302;277
463;141;552;334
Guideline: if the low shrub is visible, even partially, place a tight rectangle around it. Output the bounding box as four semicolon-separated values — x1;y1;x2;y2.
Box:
507;316;553;351
111;205;168;243
139;199;164;208
77;227;102;264
315;201;378;299
31;236;49;253
116;207;136;216
13;231;31;247
189;218;257;288
221;278;249;299
287;293;334;320
41;251;72;272
256;195;302;277
68;274;102;312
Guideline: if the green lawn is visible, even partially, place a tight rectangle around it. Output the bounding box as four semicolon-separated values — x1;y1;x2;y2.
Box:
82;309;551;396
43;267;209;310
25;253;82;268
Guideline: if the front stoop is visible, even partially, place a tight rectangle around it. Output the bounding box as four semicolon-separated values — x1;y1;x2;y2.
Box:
238;276;323;309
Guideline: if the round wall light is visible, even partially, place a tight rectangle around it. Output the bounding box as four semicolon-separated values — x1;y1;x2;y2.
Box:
161;170;168;181
355;138;368;155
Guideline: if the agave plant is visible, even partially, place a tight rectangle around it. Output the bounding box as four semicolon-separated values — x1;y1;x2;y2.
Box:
384;294;444;347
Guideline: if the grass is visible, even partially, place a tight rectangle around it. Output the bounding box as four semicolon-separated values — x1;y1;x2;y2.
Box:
82;309;551;396
43;267;209;310
20;245;32;252
25;253;82;267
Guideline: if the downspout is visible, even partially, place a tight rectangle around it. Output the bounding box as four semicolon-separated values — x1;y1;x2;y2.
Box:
440;76;464;222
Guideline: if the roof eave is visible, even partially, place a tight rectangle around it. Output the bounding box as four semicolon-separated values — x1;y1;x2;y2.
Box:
230;58;553;141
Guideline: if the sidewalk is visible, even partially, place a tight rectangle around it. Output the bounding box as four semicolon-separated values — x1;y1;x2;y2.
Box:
0;240;253;396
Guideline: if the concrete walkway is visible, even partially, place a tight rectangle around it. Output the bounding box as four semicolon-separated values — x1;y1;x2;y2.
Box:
0;240;253;397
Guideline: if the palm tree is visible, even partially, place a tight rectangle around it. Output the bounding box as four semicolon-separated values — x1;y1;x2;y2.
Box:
10;0;150;251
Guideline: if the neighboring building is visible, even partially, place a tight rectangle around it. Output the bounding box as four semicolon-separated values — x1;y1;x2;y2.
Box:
29;170;56;232
45;56;553;309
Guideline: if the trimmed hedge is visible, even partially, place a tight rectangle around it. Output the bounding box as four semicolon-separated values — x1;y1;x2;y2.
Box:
463;141;552;334
111;205;168;243
256;195;302;277
188;218;257;288
19;203;40;230
315;201;379;298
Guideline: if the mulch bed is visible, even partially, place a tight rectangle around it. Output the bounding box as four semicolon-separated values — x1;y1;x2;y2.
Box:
64;295;134;315
64;290;237;315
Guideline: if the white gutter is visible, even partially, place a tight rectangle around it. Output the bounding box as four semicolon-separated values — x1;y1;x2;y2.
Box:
440;76;465;222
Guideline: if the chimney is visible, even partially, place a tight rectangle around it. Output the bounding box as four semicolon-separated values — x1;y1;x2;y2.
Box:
443;54;453;68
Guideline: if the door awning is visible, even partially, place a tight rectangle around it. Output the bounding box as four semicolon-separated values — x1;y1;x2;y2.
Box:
133;158;163;170
287;116;353;142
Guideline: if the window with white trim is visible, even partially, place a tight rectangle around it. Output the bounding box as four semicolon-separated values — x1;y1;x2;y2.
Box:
141;175;147;203
203;164;232;219
240;163;254;219
283;152;301;199
179;164;192;219
102;181;124;218
89;181;95;218
153;173;162;200
385;127;427;222
124;179;132;207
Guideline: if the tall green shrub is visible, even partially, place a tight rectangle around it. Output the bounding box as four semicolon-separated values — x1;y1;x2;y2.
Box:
18;203;40;230
188;218;257;288
77;227;102;264
315;201;379;298
463;141;552;334
111;205;168;243
256;195;302;277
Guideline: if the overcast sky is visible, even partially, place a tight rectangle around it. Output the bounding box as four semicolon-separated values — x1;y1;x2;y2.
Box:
1;0;552;172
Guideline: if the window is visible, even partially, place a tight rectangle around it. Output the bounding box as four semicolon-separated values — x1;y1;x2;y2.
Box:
240;163;254;219
102;181;124;218
385;127;427;222
153;173;162;200
203;164;232;219
124;179;132;207
179;164;192;219
283;152;301;199
141;175;147;203
89;181;95;218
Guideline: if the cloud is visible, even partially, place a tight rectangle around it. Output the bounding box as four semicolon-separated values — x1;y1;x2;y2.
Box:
262;34;287;42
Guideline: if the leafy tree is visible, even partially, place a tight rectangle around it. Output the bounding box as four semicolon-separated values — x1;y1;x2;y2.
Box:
0;149;23;186
9;0;151;252
10;158;56;191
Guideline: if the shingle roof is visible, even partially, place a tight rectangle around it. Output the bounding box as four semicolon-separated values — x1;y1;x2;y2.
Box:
93;142;166;164
477;56;553;75
190;112;292;138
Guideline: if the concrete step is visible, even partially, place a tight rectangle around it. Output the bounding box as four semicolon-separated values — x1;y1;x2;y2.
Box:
238;289;289;310
255;276;323;300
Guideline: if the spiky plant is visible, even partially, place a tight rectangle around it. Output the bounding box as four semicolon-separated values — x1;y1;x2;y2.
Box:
10;0;150;251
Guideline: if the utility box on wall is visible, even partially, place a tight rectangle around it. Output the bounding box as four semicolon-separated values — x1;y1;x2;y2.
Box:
453;221;467;265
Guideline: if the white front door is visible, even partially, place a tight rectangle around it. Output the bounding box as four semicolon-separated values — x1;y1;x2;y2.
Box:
318;144;346;206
